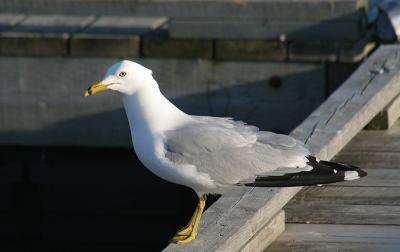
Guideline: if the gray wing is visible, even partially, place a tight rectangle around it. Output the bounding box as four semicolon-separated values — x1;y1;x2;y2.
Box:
163;116;311;185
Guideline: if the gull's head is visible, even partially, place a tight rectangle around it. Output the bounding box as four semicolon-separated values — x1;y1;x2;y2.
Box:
84;60;154;97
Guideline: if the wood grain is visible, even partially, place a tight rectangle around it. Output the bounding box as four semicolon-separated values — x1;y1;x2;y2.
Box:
268;224;400;252
285;203;400;225
289;186;400;205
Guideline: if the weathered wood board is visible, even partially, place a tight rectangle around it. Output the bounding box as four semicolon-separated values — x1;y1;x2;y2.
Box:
169;20;365;41
240;210;285;252
275;224;400;243
269;116;400;251
12;14;95;33
163;46;400;252
289;42;338;62
142;34;213;59
333;151;400;169
84;16;167;35
0;0;368;21
339;124;400;152
70;34;140;57
268;224;400;252
289;38;375;63
288;186;400;205
285;203;400;225
269;242;400;252
0;32;69;56
215;40;286;61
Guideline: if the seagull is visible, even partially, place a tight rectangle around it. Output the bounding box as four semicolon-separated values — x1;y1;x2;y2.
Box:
84;60;367;244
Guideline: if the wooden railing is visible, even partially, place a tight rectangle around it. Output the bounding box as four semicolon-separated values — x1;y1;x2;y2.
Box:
164;45;400;251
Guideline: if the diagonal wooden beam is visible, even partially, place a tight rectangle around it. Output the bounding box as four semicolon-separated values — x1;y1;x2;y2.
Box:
164;45;400;252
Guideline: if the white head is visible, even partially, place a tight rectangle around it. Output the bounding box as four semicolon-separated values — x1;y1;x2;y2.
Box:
85;60;156;96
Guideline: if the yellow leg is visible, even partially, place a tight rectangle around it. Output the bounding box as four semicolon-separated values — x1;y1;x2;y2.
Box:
174;204;201;236
170;194;207;244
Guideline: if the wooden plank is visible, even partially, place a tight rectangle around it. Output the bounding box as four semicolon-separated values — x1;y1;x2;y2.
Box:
12;14;95;33
334;151;400;169
70;34;140;57
289;31;376;63
85;16;167;35
366;94;400;130
142;30;213;59
275;224;400;243
340;125;400;152
0;58;325;146
292;46;400;159
215;40;286;61
0;13;25;31
169;19;365;41
164;45;400;251
240;210;285;252
289;42;338;62
0;32;68;56
268;242;400;252
0;0;367;21
289;186;400;205
285;203;400;225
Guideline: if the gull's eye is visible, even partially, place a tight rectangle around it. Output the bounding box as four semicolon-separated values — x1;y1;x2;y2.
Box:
118;71;127;77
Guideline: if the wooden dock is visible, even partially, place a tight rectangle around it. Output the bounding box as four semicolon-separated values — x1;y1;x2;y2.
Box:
268;124;400;251
164;45;400;252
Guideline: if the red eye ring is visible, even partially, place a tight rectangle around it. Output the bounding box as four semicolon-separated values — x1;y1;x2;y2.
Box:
118;71;127;77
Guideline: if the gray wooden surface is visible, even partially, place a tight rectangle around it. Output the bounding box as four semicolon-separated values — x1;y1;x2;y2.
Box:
142;35;213;59
0;14;374;61
163;45;400;251
12;14;95;33
168;19;365;41
268;121;400;251
84;16;167;35
269;224;400;252
289;38;375;63
215;40;286;61
0;32;69;56
70;34;140;57
0;0;367;21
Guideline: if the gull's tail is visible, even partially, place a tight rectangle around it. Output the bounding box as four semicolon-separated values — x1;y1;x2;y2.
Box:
242;156;367;187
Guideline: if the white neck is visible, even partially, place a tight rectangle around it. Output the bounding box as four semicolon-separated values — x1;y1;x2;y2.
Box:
122;84;190;136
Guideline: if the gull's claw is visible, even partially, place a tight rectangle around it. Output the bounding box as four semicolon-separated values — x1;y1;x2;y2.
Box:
170;231;197;244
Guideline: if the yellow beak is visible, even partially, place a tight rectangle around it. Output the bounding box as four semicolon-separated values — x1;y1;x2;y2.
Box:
84;82;112;97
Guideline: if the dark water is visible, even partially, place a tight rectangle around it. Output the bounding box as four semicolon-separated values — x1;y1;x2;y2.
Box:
0;146;210;251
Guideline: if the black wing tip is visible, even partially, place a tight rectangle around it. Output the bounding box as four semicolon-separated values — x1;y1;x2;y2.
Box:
242;156;367;187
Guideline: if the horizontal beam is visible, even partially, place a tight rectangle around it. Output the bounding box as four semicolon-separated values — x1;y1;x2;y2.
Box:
163;45;400;251
0;0;367;21
168;19;365;41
